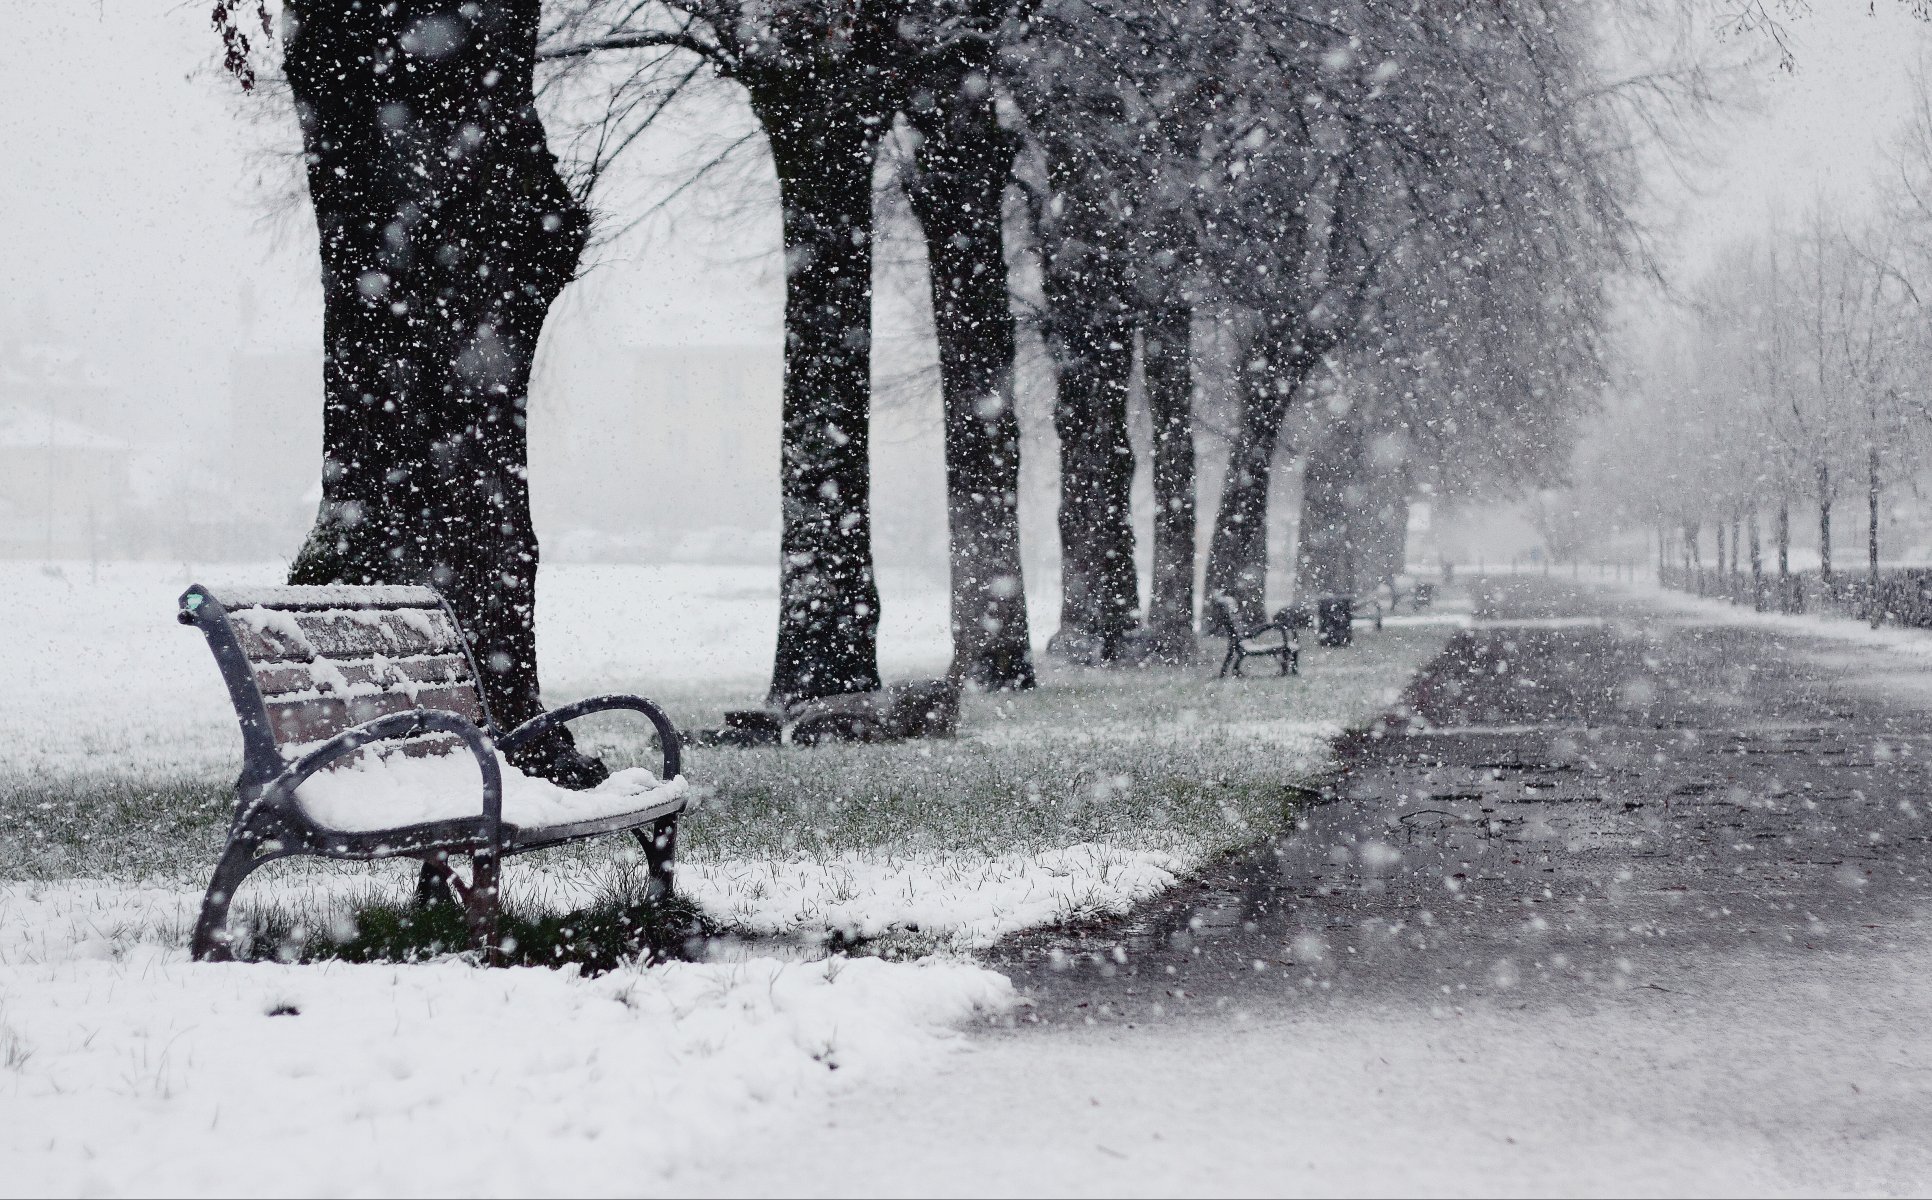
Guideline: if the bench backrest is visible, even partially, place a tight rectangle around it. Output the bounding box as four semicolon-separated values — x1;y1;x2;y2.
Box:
180;583;491;787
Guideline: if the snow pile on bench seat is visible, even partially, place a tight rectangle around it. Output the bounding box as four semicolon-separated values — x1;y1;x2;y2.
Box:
294;750;686;833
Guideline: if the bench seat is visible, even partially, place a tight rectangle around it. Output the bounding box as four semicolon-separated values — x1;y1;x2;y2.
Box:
294;751;687;835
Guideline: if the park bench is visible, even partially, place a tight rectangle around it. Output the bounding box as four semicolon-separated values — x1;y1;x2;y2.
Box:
178;583;687;963
1209;593;1301;678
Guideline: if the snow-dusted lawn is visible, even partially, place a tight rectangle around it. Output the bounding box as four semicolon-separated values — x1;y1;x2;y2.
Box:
3;560;1452;952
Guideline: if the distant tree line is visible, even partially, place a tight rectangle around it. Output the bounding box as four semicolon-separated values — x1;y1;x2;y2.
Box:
1581;65;1932;615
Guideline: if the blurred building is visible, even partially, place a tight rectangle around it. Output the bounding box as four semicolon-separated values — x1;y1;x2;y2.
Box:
533;341;949;574
0;339;130;559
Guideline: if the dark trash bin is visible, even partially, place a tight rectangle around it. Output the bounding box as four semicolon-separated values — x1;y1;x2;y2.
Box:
1317;595;1353;647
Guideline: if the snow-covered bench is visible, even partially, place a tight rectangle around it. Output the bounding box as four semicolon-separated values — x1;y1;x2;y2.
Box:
178;583;687;963
1209;593;1301;678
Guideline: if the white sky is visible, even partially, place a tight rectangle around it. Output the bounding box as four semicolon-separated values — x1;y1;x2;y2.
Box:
2;2;1931;454
1671;2;1932;274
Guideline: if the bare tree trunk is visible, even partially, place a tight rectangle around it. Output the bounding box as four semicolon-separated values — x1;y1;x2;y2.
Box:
284;0;598;782
1047;301;1138;662
1200;335;1270;627
1141;304;1197;661
905;73;1034;691
1748;507;1763;611
1203;326;1327;627
1296;421;1365;600
1723;521;1738;599
1777;501;1790;578
1869;444;1882;629
1818;461;1833;585
1357;463;1410;592
756;100;886;704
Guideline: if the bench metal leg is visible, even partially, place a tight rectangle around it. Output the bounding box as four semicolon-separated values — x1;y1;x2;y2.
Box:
465;850;501;966
636;816;678;903
191;835;271;962
415;851;502;964
414;856;460;908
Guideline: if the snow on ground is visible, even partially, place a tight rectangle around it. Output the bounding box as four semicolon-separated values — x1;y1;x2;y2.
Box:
0;880;1011;1197
1610;576;1932;657
680;842;1191;949
0;562;1457;1195
5;560;1447;953
693;925;1932;1197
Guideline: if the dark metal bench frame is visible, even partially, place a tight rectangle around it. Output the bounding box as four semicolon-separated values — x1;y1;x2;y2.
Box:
179;583;684;964
1208;594;1301;678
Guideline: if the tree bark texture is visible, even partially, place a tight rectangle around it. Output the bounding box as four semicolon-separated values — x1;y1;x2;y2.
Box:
1715;521;1726;598
1818;461;1833;584
1869;444;1881;628
1357;462;1411;590
904;67;1034;691
753;97;887;704
1141;304;1197;661
1295;419;1365;601
1748;507;1762;611
1202;329;1321;627
1777;502;1790;578
1047;298;1139;662
283;0;593;776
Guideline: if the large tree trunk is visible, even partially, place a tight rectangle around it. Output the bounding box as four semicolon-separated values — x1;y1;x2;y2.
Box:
1748;506;1763;611
1869;444;1881;628
1141;304;1197;661
1777;501;1790;578
1358;460;1411;591
1046;299;1138;662
904;72;1034;691
1202;329;1319;627
1818;461;1833;584
754;102;886;704
1296;421;1365;600
1723;517;1738;599
284;0;596;780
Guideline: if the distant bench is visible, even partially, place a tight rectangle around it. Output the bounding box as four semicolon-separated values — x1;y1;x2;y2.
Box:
179;583;687;963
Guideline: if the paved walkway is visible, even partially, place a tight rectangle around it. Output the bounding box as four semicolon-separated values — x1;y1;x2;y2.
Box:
701;579;1932;1196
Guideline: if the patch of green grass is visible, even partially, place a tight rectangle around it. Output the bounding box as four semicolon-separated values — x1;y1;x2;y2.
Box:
231;864;713;973
0;625;1452;958
0;775;230;880
572;629;1446;867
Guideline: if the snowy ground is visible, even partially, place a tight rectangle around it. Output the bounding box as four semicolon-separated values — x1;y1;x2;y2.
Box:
2;560;1453;952
0;907;1012;1196
695;930;1932;1198
681;574;1932;1197
0;560;1457;1196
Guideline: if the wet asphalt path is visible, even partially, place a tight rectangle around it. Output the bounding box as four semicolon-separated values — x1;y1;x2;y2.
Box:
989;575;1932;1022
701;578;1932;1195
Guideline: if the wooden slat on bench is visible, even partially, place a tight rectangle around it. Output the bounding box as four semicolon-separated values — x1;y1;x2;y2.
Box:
228;608;468;663
254;653;476;701
218;585;442;610
265;685;488;748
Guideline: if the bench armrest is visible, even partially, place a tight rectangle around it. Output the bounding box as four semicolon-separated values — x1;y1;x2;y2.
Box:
253;708;504;836
499;694;683;782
